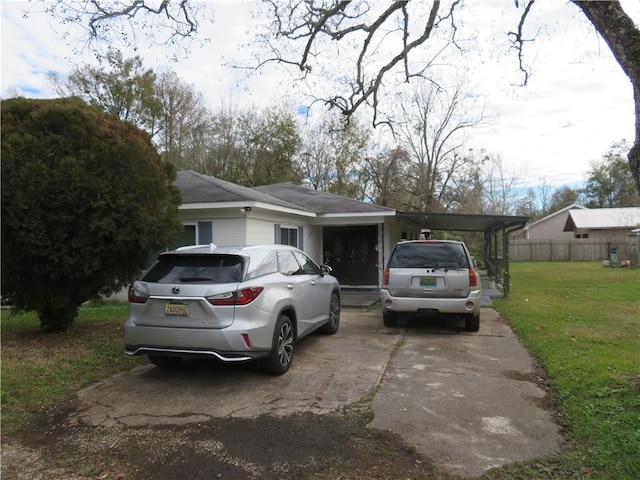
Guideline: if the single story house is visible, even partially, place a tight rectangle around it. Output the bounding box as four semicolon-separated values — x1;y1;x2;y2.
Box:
509;205;640;262
174;171;529;289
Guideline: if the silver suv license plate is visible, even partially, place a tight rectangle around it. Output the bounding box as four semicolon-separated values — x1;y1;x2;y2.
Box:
165;303;189;316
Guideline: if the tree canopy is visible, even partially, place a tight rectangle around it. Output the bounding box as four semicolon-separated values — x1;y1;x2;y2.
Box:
1;97;182;332
37;1;640;194
583;140;640;208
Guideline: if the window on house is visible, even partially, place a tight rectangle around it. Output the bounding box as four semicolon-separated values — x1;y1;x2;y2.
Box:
275;224;303;248
575;233;589;239
281;227;298;247
172;222;213;249
174;224;196;249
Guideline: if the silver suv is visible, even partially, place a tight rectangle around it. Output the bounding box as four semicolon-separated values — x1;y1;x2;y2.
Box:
380;240;481;331
124;244;341;374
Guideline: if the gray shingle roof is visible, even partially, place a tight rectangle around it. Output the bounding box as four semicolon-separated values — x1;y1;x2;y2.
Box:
175;171;309;211
254;182;395;214
175;171;394;215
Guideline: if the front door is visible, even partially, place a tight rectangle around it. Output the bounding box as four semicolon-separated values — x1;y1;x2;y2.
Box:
323;226;378;286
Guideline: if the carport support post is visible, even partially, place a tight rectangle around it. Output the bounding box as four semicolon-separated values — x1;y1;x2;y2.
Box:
494;229;499;283
503;227;510;296
484;232;493;278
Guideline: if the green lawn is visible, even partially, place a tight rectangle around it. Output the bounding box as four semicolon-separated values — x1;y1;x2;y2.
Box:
490;262;640;479
1;263;639;479
1;303;145;434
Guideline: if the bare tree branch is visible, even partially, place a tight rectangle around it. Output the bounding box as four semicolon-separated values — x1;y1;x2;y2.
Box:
39;0;205;54
507;0;536;86
35;0;640;190
258;1;458;126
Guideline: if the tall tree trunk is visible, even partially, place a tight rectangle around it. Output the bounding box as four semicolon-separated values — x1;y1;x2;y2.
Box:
572;1;640;195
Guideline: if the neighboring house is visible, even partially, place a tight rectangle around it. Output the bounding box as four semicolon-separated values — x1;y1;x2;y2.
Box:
510;205;640;262
512;204;586;241
562;207;640;242
174;171;528;287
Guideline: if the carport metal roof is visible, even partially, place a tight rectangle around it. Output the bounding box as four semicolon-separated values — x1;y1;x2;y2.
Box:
397;211;529;234
398;211;530;296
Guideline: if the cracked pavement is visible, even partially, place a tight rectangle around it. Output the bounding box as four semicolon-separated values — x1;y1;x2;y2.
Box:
67;309;395;428
63;308;564;478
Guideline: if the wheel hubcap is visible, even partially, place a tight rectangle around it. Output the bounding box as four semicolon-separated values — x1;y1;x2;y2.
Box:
330;297;340;327
277;322;294;366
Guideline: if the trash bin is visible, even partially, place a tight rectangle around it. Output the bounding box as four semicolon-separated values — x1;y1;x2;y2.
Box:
630;229;640;268
610;246;619;265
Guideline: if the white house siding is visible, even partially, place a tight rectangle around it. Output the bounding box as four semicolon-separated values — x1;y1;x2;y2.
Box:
212;218;247;245
303;225;324;266
382;217;422;266
246;216;278;245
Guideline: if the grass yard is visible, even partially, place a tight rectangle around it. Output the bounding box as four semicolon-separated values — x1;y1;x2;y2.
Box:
1;303;145;434
1;262;638;479
491;262;640;479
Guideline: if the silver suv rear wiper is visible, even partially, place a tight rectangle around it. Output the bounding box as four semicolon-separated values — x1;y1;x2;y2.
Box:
179;276;213;282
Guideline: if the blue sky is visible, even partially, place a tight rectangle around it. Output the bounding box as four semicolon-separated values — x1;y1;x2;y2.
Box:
2;0;638;189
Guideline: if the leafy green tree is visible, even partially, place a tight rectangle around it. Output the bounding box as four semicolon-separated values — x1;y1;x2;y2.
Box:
50;50;216;170
1;97;182;332
39;1;640;193
207;104;301;187
548;186;582;213
153;70;215;170
50;50;162;138
582;140;640;208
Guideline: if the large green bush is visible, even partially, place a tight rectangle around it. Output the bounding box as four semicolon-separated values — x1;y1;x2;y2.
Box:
1;97;182;332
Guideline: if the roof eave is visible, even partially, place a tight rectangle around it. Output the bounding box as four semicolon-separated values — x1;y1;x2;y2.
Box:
179;201;317;217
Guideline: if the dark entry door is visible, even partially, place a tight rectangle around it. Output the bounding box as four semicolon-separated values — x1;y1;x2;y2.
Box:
323;226;378;286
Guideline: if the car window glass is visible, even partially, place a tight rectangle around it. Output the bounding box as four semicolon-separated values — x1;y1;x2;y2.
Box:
247;252;278;279
277;250;303;276
142;255;244;283
293;251;321;275
389;243;468;269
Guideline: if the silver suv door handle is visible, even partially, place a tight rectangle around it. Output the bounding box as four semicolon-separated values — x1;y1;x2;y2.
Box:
287;284;294;290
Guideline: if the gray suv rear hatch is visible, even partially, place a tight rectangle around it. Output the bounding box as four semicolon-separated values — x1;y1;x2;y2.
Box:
386;241;472;299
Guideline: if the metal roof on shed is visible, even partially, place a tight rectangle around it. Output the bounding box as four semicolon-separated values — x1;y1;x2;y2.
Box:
563;207;640;231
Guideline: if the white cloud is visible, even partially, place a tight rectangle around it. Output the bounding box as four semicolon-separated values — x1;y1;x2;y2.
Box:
1;0;638;188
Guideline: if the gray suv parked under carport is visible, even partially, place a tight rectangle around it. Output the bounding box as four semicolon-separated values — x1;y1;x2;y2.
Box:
380;240;481;331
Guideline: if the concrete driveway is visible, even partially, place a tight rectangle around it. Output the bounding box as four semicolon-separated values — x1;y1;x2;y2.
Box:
67;307;564;478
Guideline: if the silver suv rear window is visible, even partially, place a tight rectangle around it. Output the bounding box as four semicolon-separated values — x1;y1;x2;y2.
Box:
142;255;244;284
389;242;469;269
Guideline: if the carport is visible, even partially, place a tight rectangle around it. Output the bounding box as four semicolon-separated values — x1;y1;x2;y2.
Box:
397;212;529;295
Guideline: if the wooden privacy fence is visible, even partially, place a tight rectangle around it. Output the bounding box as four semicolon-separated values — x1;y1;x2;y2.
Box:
509;239;634;262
